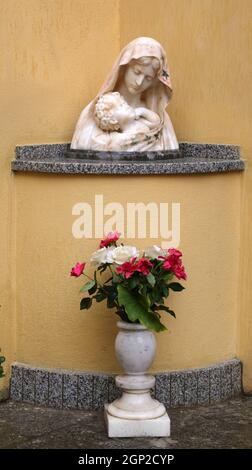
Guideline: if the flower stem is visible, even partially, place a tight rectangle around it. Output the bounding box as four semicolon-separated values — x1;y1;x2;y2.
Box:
82;273;94;281
108;265;114;277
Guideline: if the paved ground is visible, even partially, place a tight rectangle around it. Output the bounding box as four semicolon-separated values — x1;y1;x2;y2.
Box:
0;396;252;449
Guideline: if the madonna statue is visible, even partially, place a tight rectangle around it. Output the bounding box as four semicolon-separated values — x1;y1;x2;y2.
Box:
71;37;178;152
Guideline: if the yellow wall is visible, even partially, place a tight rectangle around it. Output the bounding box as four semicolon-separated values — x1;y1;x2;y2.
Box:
15;172;241;373
1;1;252;391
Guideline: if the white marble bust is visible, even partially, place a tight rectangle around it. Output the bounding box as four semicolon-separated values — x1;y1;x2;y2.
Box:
71;37;178;152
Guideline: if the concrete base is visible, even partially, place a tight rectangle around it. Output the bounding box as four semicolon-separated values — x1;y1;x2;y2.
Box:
104;404;170;438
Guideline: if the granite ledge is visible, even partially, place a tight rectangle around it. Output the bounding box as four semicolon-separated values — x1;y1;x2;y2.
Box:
15;142;241;160
10;358;242;410
11;142;245;176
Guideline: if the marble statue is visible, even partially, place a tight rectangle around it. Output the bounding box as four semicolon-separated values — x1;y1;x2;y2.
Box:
71;37;178;152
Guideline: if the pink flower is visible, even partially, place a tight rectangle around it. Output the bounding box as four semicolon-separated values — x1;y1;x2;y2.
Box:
116;258;138;279
116;257;154;279
136;258;153;276
159;248;187;281
162;258;172;270
173;264;187;280
167;248;182;258
100;231;121;248
70;262;86;277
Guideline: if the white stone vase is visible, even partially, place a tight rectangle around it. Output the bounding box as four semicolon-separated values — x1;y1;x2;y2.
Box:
105;321;170;437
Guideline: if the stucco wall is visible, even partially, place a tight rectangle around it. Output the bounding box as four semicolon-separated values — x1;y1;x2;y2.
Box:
14;172;240;372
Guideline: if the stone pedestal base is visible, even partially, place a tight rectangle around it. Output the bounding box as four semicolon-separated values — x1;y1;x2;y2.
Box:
104;404;170;438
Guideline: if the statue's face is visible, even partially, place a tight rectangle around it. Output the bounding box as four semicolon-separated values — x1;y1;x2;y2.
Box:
124;62;156;95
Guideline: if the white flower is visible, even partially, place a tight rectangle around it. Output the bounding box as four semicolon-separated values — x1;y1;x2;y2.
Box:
112;245;139;265
144;245;165;259
90;247;115;267
105;247;116;264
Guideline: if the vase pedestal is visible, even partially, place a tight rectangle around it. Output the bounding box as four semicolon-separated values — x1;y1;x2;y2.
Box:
105;321;170;437
105;374;170;438
105;404;170;438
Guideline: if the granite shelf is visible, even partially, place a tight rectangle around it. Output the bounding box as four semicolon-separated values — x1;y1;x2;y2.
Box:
11;142;245;175
10;359;242;410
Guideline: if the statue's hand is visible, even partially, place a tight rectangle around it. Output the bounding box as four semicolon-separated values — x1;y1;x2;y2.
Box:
134;108;142;120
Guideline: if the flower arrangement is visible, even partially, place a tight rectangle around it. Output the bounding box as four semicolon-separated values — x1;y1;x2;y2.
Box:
70;232;187;333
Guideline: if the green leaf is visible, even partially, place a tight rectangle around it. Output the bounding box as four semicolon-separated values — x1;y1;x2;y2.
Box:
80;280;95;293
80;297;92;310
128;276;139;290
113;272;122;283
107;290;118;308
161;284;169;297
94;290;107;302
88;282;97;295
149;287;164;304
117;285;166;332
146;273;156;287
143;311;167;332
155;305;176;318
168;282;185;291
139;284;147;297
117;285;140;322
161;272;174;281
115;308;129;322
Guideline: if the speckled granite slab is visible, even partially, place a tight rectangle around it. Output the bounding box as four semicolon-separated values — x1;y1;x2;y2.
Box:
10;359;242;410
11;142;245;175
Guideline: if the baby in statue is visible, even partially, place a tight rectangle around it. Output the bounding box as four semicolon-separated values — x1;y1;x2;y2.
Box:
93;92;161;150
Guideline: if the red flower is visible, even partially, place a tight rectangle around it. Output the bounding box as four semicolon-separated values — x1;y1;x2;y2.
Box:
159;248;187;281
116;257;154;279
167;248;182;258
70;262;86;277
116;258;138;279
173;264;187;280
136;258;153;276
100;230;121;248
